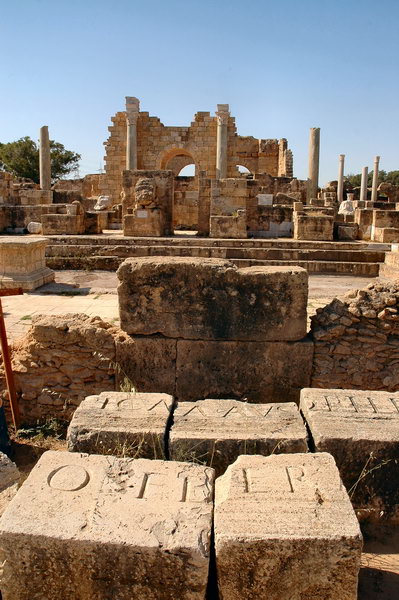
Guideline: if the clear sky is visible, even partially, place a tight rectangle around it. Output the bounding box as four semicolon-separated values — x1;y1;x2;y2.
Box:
2;0;398;185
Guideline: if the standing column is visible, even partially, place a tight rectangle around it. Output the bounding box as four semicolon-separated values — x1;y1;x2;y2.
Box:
215;104;230;180
337;154;345;204
39;126;51;190
371;155;380;203
360;166;368;202
306;127;320;201
125;96;140;170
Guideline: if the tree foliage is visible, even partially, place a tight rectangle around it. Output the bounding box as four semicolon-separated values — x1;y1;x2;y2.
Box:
0;136;81;184
346;170;399;187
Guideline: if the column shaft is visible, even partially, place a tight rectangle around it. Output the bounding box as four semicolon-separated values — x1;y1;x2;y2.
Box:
216;104;229;180
307;127;320;201
125;97;140;170
39;126;51;191
371;156;380;203
337;154;345;204
360;166;368;202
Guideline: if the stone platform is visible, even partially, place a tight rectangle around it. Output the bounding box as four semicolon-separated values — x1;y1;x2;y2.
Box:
44;234;389;276
0;236;54;291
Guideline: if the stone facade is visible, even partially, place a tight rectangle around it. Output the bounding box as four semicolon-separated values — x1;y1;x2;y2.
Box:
100;101;293;206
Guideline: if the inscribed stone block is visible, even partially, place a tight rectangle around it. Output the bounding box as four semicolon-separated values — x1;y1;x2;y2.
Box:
117;257;308;341
300;388;399;519
0;451;214;600
175;338;314;402
169;400;308;475
67;392;173;458
215;453;362;600
0;452;20;516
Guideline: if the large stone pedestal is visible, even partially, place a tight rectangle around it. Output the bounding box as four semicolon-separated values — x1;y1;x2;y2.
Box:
0;237;54;291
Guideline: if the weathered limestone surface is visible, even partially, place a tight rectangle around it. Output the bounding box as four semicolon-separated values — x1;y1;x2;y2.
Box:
0;451;214;600
115;334;177;396
169;400;308;474
175;338;314;402
300;388;399;518
215;453;362;600
311;281;399;392
67;392;173;458
0;237;54;291
0;452;20;516
117;257;308;341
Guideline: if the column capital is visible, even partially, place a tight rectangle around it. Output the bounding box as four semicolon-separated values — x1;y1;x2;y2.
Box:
126;96;140;125
216;104;230;126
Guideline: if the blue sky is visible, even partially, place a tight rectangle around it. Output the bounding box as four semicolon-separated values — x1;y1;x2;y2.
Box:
2;0;398;184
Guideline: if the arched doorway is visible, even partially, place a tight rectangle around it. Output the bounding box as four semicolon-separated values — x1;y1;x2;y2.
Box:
160;149;199;233
235;165;254;179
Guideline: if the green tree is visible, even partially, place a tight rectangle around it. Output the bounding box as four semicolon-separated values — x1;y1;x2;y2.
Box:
346;169;399;187
0;136;81;184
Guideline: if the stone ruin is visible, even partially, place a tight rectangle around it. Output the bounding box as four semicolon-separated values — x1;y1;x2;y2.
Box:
1;98;399;248
0;257;398;597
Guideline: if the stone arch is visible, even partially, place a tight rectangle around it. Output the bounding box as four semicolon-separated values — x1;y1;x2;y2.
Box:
159;147;197;171
234;163;254;178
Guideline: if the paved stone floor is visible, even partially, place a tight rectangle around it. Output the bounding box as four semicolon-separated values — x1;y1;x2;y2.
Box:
2;271;377;342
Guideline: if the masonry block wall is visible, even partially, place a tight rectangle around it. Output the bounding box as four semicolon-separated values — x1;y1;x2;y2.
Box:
101;103;293;205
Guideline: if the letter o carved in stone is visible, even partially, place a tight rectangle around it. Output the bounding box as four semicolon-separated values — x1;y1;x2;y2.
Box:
47;465;90;491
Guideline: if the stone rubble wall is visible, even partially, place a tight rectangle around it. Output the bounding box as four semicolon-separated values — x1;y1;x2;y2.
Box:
3;278;399;424
311;281;399;391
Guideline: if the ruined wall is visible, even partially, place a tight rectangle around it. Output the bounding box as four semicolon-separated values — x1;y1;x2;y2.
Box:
311;282;399;391
173;177;198;229
101;107;292;205
4;280;399;425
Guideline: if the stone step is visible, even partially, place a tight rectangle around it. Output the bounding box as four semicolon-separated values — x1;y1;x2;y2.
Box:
45;244;386;264
46;234;390;252
45;254;381;276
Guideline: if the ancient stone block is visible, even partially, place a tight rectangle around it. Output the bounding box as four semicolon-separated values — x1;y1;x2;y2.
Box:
0;237;54;291
300;388;399;519
115;334;177;396
0;452;20;516
175;338;314;402
214;453;362;600
117;257;308;341
0;451;214;600
67;391;173;458
294;214;334;241
169;399;308;475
